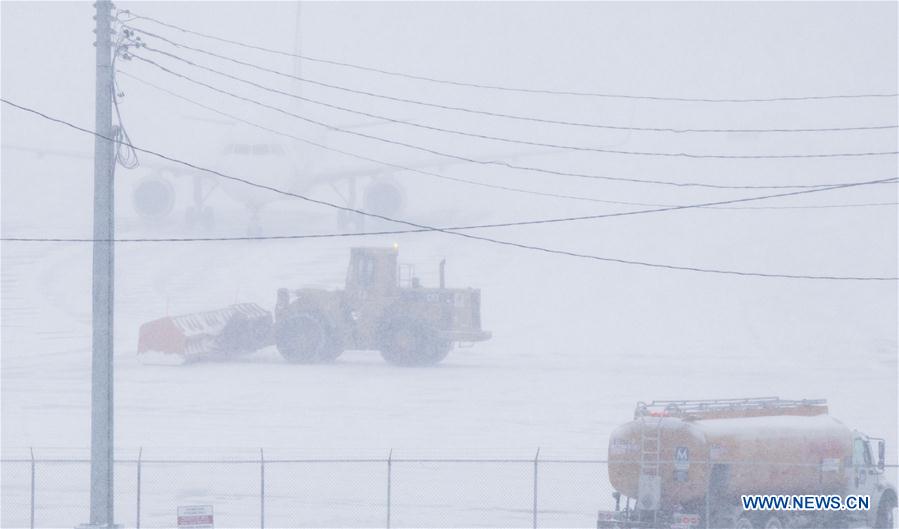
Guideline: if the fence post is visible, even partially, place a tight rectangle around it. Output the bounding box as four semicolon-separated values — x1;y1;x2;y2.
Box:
705;455;711;529
30;447;35;529
260;448;265;529
136;447;143;529
386;449;393;529
533;447;540;529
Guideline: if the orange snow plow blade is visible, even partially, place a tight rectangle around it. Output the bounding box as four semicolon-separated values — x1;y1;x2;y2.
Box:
138;303;273;360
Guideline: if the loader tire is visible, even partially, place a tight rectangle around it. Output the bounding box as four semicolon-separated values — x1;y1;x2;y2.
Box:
378;317;451;367
275;311;342;364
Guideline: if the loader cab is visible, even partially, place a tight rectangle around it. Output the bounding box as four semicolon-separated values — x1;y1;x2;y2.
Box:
346;247;399;298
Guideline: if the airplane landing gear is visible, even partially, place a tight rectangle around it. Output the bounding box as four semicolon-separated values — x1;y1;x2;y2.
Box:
247;209;263;237
247;224;263;237
185;206;215;231
185;174;218;231
337;210;365;232
332;177;367;233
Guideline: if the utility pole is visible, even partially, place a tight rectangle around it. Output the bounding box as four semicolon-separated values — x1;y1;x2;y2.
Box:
293;1;302;83
85;0;116;527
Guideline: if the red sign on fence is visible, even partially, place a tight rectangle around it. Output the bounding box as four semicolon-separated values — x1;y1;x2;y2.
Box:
177;505;214;529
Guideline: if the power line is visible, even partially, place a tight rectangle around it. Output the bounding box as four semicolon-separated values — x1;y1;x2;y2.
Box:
6;168;898;240
115;70;659;208
124;55;897;190
121;10;899;104
10;158;899;237
715;201;897;210
124;25;899;135
130;46;899;161
2;97;896;281
117;70;898;212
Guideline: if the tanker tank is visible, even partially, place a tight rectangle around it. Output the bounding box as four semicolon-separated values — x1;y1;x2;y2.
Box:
607;398;852;510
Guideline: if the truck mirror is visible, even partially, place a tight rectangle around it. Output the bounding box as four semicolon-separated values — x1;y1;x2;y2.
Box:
878;440;885;470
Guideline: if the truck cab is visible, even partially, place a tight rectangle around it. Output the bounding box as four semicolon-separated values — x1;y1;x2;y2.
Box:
851;432;896;528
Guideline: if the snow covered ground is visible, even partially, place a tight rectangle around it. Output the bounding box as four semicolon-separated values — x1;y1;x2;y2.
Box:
3;2;897;527
2;161;896;526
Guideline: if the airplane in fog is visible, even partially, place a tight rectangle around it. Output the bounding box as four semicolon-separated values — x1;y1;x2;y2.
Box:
2;2;412;236
4;106;558;236
130;131;409;235
2;131;409;236
2;2;592;236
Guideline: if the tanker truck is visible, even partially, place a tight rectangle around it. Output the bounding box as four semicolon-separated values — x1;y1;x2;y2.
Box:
597;398;896;529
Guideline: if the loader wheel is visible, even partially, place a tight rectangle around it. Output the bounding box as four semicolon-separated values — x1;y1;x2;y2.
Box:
378;317;451;367
275;311;342;364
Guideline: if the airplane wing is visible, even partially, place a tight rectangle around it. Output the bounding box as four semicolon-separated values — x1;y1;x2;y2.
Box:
1;144;186;175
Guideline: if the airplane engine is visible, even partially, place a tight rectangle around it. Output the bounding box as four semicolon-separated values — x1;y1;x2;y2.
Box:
132;173;175;220
363;178;406;218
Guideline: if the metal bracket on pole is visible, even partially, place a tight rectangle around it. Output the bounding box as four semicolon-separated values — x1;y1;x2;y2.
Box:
533;447;540;529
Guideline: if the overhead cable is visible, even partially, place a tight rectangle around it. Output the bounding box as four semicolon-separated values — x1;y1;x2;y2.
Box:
125;54;898;190
120;11;899;104
2;97;896;281
129;47;899;160
117;70;899;212
124;26;899;135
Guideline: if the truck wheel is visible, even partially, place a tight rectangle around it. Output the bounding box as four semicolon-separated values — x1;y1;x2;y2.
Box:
875;495;896;528
379;318;451;366
735;515;756;529
763;514;783;529
275;311;342;363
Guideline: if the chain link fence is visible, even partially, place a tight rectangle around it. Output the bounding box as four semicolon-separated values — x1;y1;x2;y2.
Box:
2;452;897;528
